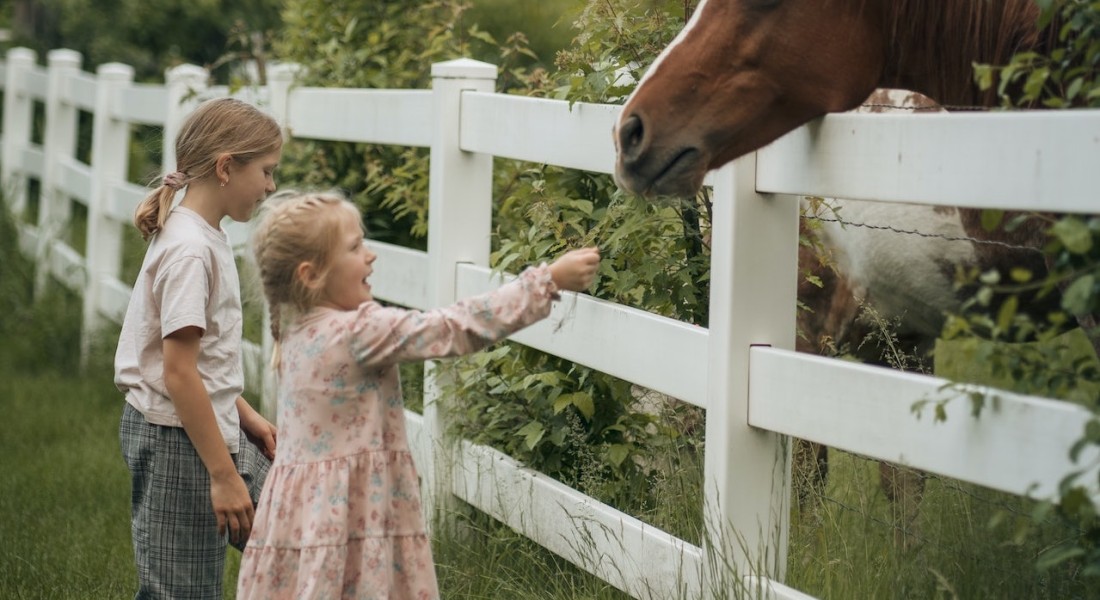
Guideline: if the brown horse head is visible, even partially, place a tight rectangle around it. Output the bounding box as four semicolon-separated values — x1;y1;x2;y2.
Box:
613;0;1043;198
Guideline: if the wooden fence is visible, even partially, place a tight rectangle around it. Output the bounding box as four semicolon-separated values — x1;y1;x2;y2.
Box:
2;46;1098;600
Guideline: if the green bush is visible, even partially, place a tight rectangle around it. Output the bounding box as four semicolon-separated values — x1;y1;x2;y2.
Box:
965;0;1100;579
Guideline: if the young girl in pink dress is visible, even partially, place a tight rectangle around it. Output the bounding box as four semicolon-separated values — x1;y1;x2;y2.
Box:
237;191;600;599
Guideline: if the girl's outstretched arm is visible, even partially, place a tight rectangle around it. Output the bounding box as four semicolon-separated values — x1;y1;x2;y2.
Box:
348;246;601;367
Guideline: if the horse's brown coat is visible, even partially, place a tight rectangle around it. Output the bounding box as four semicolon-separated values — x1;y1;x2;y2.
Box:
613;0;1087;528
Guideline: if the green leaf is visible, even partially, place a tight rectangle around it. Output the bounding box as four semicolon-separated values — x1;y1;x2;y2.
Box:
552;391;594;418
606;444;630;467
1066;76;1084;100
1051;218;1093;254
1036;545;1086;572
980;209;1004;231
1061;275;1095;316
517;421;545;450
996;295;1019;332
1009;267;1034;283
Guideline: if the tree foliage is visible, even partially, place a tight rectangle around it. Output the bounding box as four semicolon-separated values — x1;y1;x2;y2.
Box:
274;0;539;247
6;0;281;82
966;0;1100;579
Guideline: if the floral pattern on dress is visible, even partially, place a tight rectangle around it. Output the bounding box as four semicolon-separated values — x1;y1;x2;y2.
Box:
238;266;558;599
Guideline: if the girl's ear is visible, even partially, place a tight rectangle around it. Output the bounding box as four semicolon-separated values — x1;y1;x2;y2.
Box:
214;153;233;185
296;261;322;290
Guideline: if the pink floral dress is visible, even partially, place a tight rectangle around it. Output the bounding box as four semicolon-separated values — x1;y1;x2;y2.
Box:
237;266;559;599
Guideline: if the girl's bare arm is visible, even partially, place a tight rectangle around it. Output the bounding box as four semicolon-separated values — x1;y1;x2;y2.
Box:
163;326;254;544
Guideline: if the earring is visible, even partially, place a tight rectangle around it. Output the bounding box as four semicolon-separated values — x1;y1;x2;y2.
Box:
220;179;228;187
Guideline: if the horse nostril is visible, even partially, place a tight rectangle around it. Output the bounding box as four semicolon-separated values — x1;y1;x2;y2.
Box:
617;114;646;159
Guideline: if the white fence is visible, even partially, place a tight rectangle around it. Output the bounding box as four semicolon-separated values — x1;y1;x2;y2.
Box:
2;47;1099;600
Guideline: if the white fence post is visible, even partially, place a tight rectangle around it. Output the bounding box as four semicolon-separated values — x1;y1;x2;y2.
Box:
34;49;82;296
2;47;36;219
257;61;301;421
267;62;299;136
422;58;498;529
702;157;798;593
81;62;134;364
162;64;207;175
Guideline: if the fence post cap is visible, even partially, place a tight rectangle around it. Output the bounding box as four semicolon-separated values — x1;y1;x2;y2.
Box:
46;48;82;68
430;58;497;80
96;62;134;80
269;62;303;81
6;46;37;64
165;63;208;84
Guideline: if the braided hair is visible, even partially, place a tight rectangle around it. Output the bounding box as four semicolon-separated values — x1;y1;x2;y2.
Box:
249;191;361;369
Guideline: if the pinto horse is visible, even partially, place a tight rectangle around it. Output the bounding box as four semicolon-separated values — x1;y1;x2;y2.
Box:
612;0;1076;537
614;0;1055;197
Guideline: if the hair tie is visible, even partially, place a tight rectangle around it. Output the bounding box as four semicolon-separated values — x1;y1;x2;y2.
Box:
162;171;187;190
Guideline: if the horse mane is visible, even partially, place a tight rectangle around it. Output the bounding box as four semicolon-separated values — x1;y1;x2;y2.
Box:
884;0;1054;106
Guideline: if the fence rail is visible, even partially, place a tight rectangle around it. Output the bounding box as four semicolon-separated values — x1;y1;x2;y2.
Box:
2;46;1098;600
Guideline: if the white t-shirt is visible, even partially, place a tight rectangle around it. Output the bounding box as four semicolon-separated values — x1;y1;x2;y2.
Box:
114;206;244;453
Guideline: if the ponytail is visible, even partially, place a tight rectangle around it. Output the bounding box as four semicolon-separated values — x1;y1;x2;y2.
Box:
133;185;177;241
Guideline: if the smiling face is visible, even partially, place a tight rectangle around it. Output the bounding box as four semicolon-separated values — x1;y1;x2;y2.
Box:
225;146;281;222
314;205;377;311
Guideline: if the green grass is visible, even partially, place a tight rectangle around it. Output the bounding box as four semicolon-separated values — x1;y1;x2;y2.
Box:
788;450;1099;600
0;366;136;597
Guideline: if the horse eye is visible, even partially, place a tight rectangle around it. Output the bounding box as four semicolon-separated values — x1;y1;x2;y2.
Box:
747;0;782;9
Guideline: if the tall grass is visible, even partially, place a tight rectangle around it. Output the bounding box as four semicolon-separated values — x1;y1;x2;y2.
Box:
0;201;136;595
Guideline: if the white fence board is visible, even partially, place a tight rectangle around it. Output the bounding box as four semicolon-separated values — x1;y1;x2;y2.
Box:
454;263;709;408
748;347;1100;502
453;439;703;600
757;110;1100;213
117;83;169;126
460;93;621;174
202;85;269;109
17;223;38;258
404;409;430;483
67;71;97;112
58;155;91;204
99;277;132;324
224;220;250;250
22;144;44;178
368;241;429;309
286;88;432;147
48;239;85;291
107;181;146;223
25;68;47;99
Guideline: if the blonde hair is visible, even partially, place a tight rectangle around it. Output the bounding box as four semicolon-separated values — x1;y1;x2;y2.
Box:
134;97;282;240
249;191;361;364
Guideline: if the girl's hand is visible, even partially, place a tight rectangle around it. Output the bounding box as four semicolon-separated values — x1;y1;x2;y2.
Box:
209;471;254;545
549;247;601;292
238;398;278;460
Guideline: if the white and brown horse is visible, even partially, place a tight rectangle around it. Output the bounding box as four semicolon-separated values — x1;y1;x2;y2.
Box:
612;0;1080;529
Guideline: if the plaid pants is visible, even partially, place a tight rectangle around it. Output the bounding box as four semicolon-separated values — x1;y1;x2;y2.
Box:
120;403;270;599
